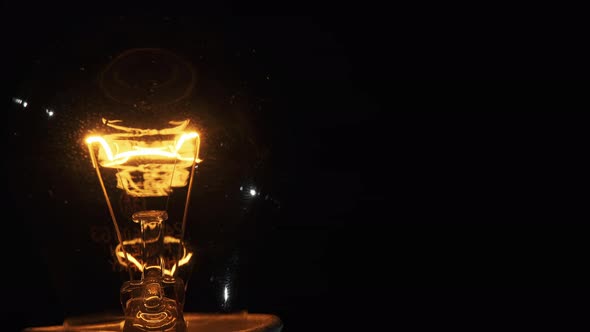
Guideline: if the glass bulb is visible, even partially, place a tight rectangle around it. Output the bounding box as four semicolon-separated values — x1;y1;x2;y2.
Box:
12;38;281;331
86;117;201;331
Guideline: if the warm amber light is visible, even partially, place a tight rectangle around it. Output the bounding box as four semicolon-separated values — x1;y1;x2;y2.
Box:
85;132;201;166
85;119;202;197
115;236;193;276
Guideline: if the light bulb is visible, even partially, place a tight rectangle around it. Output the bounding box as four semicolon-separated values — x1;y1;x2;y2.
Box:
11;44;283;330
86;117;201;331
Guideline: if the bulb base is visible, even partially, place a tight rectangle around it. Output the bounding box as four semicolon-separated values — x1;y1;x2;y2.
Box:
120;276;186;331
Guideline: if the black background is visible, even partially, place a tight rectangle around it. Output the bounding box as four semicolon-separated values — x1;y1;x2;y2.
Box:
3;5;589;332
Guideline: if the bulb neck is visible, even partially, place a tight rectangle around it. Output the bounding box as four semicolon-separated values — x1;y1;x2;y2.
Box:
133;210;168;279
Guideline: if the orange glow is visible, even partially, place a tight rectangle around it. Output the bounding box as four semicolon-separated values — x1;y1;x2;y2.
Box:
86;118;202;197
115;236;193;276
86;118;199;280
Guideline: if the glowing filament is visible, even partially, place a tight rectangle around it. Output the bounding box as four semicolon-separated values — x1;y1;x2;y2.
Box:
86;119;201;197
